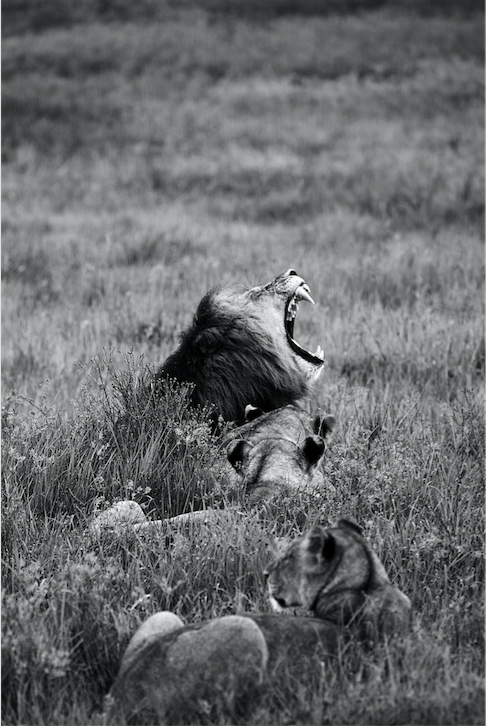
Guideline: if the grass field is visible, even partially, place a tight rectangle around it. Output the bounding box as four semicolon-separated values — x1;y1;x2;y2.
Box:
1;3;485;724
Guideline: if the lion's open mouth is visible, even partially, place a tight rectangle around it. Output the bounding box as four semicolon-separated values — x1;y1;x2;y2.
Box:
284;277;325;366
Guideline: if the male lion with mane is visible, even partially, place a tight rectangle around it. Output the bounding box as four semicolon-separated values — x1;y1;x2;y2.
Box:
105;519;411;725
156;269;325;424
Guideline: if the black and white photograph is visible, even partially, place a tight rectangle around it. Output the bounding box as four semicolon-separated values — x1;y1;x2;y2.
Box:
2;0;484;724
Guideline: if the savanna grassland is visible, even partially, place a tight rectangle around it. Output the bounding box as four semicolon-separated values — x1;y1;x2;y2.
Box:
1;1;485;724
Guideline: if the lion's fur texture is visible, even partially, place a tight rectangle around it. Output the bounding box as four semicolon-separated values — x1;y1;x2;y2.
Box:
105;615;268;725
224;404;335;504
104;519;411;725
156;270;324;424
105;612;338;726
267;518;412;640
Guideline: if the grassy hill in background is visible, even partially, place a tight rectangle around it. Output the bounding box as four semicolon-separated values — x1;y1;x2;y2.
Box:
2;0;483;37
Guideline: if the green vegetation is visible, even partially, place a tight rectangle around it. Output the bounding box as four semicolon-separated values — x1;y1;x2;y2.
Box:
1;3;484;725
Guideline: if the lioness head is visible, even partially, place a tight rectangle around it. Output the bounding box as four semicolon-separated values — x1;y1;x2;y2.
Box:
157;269;325;424
224;405;335;504
266;519;412;638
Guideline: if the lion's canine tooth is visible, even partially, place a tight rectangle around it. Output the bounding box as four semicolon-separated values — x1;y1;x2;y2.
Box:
314;345;324;360
295;284;315;305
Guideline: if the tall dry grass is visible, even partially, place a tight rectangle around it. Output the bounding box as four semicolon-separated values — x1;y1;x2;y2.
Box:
1;5;484;725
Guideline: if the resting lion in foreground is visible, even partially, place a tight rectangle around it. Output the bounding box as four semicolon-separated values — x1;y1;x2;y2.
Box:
266;518;412;639
105;519;411;725
156;269;325;424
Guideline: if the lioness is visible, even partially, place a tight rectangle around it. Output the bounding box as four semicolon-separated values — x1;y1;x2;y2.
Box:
156;269;325;424
267;518;412;640
105;520;411;725
91;404;335;539
224;404;335;504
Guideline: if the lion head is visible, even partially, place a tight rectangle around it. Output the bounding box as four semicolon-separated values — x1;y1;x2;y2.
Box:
157;269;325;424
223;404;335;505
266;518;412;639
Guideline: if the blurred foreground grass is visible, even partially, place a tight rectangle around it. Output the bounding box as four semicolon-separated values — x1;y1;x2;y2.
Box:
1;4;484;725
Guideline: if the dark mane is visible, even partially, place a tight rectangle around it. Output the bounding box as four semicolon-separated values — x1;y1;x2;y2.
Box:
156;273;323;424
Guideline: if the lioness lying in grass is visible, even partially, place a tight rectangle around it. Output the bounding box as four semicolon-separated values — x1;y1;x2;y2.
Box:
105;519;411;725
224;403;335;505
90;404;335;538
266;518;412;640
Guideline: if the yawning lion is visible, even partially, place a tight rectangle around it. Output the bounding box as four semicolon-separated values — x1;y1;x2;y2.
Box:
156;269;325;423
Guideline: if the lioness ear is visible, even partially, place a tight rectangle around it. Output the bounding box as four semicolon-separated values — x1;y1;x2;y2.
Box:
301;435;325;465
227;440;247;472
244;404;264;422
306;525;326;554
337;517;363;536
313;414;335;439
306;525;336;560
322;532;336;560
